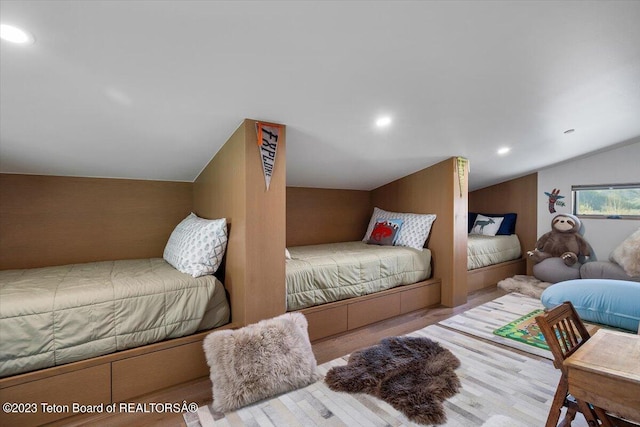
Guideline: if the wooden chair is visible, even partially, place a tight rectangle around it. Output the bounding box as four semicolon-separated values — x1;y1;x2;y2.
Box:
535;302;614;427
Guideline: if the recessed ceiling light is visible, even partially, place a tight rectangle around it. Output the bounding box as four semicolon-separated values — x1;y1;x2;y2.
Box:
0;24;35;44
563;129;575;134
497;147;511;155
375;116;392;127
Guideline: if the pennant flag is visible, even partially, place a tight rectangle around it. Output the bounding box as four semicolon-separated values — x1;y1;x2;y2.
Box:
256;122;282;190
457;157;469;197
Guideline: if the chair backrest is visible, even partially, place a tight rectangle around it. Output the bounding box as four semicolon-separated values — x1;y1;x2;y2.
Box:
535;301;591;371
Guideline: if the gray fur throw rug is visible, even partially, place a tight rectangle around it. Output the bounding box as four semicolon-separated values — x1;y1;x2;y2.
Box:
497;274;552;299
324;336;461;425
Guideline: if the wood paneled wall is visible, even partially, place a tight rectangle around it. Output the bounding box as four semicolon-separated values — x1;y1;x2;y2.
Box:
194;119;286;326
469;173;537;275
0;174;192;270
371;158;468;307
286;187;371;247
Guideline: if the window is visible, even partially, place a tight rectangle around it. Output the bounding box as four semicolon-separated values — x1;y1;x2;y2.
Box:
572;183;640;219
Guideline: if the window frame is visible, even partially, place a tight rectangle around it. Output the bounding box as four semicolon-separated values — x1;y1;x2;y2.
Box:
571;183;640;220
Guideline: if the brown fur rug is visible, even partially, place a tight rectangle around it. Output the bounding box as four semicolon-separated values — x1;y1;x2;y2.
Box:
324;336;461;425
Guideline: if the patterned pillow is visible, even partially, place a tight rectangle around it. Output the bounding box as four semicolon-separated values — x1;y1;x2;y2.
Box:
469;212;517;235
363;207;436;250
367;219;403;246
470;214;504;236
163;213;228;277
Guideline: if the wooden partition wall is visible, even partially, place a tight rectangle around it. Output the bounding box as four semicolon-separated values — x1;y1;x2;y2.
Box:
286;187;371;246
0;174;192;270
194;119;286;327
469;173;537;275
371;158;469;307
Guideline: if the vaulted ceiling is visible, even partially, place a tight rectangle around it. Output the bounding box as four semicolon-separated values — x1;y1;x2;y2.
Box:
1;1;639;191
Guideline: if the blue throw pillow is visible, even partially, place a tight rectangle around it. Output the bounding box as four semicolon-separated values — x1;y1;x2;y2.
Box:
468;213;478;233
541;279;640;332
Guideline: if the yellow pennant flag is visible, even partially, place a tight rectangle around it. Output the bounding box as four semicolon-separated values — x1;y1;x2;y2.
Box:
456;157;469;197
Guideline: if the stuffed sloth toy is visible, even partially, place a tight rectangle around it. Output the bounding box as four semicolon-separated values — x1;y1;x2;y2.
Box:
527;213;590;266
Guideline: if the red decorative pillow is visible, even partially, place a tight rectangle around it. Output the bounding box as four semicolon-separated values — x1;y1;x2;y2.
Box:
368;219;403;246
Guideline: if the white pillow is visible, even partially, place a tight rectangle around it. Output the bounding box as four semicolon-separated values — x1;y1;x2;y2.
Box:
470;214;504;236
363;207;436;250
610;227;640;277
163;213;228;277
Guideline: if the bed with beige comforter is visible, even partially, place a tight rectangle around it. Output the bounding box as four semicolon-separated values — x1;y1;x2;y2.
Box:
0;258;229;377
467;234;522;270
286;241;432;311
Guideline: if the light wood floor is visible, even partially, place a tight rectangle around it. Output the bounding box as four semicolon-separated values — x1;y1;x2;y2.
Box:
61;286;506;427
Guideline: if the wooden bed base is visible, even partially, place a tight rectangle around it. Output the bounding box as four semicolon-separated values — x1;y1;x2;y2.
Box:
299;258;524;344
0;323;236;427
1;278;441;426
299;278;442;342
467;258;526;294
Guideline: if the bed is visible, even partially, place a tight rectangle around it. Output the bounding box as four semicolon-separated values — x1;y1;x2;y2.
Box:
467;234;522;270
0;213;231;378
467;212;526;291
287;208;441;341
0;258;230;378
286;241;432;311
0;212;233;426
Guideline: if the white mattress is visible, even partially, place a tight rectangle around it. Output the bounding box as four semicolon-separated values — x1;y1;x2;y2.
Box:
468;234;522;270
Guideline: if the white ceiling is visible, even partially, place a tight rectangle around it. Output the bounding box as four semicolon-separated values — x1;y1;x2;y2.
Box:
1;1;639;191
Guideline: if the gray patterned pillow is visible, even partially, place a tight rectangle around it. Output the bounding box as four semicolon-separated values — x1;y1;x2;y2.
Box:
363;207;437;250
163;213;228;277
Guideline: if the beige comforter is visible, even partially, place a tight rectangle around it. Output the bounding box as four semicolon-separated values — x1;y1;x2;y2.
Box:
0;258;229;377
286;241;431;311
467;234;522;270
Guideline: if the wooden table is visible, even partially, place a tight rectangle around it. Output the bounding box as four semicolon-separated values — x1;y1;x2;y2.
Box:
564;329;640;423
